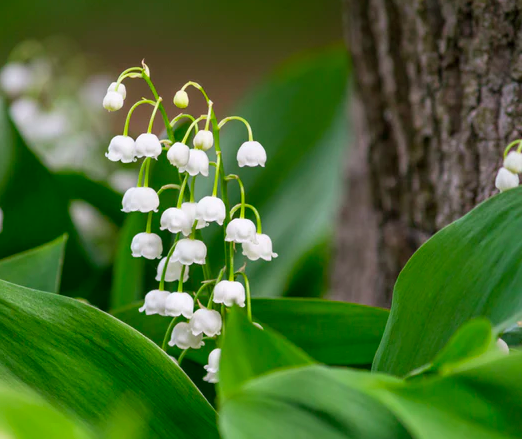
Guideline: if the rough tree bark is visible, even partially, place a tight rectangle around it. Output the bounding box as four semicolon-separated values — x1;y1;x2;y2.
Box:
332;0;522;307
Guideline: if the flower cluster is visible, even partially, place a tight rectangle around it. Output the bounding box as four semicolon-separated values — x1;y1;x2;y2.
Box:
495;141;522;192
104;63;277;383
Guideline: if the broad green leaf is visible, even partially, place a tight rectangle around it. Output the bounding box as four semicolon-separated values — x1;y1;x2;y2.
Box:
0;278;219;439
0;384;93;439
220;307;313;400
502;326;522;347
374;187;522;376
111;298;388;366
0;234;67;292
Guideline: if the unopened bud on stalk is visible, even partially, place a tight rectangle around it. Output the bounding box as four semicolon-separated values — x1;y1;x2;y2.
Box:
174;90;189;108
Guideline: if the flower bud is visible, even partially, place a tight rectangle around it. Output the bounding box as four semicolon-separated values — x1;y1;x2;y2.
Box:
225;218;258;244
0;63;33;96
160;207;192;236
135;133;162;159
497;338;509;354
174;90;189;108
169;322;204;349
179;149;209;176
167;142;190;167
495;167;519;192
131;232;163;259
155;257;189;282
195;196;226;226
107;82;127;99
190;308;222;337
242;233;278;261
165;292;194;318
172;238;207;265
504;151;522;174
122;187;160;213
237;141;267;167
181;202;208;229
103;91;124;112
213;280;245;307
193;130;214;151
139;289;170;315
105;135;136;163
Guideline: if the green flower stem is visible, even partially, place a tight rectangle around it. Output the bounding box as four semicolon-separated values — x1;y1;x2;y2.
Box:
177;174;189;209
144;157;152;187
228;242;235;281
157;184;181;196
142;72;174;141
206;267;226;308
181;81;210;102
136;158;149;187
204;101;213;131
225;175;246;218
504;139;522;157
159;234;180;291
182;116;207;144
190;177;196;202
177;349;188;365
146;212;153;233
194;280;217;303
218;116;254;141
123;99;155;136
148;98;163;134
235;271;252;321
170;113;196;128
162;315;180;351
177;266;186;292
118;67;143;81
230;203;262;233
212;152;222;197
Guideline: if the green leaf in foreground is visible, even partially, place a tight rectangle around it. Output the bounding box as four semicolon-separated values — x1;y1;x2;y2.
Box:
374;187;522;376
0;278;219;439
0;234;67;293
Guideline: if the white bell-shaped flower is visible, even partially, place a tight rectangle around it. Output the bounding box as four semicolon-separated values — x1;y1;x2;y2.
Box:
193;130;214;151
155;257;189;282
225;218;258;244
242;233;278;261
213;281;245;307
167;142;190;167
237;141;267;167
495;167;519;192
504;151;522;174
195;196;226;226
497;338;509;354
181;202;208;229
203;371;219;384
179;149;209;176
135;133;162;159
174;90;189;108
172;238;207;265
103;91;124;112
0;63;33;96
107;82;127;99
131;232;163;259
122;187;159;213
169;322;204;349
105;135;136;163
139;289;170;315
160;207;192;236
204;348;221;374
165;292;194;318
190;308;222;337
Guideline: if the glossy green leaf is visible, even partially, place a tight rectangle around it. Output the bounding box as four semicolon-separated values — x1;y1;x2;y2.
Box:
0;234;67;292
111;297;389;366
220;307;313;400
0;278;219;439
374;187;522;376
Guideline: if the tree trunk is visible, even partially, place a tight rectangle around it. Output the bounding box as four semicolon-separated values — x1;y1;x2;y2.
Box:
332;0;522;307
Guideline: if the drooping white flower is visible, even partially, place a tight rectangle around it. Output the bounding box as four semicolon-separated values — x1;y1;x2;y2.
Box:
105;135;136;163
190;308;222;337
213;280;245;307
203;371;219;384
497;338;509;354
181;202;208;229
225;218;258;244
160;207;192;236
155;257;189;282
204;348;221;374
179;149;209;176
122;187;160;213
169;322;204;349
237;141;267;167
242;233;278;261
107;81;127;99
193;130;214;151
495;167;519;192
172;239;207;265
0;63;33;96
165;292;194;318
167;142;190;167
504;151;522;174
103;91;124;112
131;232;163;259
135;133;162;159
139;289;170;315
195;196;226;226
174;90;189;108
